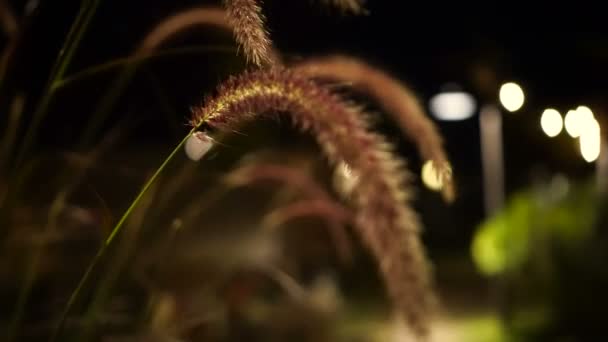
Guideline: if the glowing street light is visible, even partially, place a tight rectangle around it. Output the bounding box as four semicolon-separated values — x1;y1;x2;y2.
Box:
429;91;477;121
499;82;525;112
540;108;563;137
564;109;581;137
576;105;594;119
579;117;601;163
565;106;595;138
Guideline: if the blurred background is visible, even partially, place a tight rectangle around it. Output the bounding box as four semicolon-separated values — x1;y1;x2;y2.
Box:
0;0;607;341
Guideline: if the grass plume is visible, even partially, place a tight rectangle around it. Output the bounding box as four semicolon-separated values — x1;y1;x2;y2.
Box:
295;55;455;202
191;67;437;338
223;0;274;67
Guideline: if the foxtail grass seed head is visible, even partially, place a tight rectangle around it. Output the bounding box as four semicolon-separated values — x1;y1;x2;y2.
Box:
295;55;455;203
191;68;437;338
223;0;274;67
185;131;213;161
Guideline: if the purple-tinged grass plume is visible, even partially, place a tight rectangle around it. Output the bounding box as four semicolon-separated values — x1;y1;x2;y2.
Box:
191;68;437;338
295;55;454;202
223;0;274;67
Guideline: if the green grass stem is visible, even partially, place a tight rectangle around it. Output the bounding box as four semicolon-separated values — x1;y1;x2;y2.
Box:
49;129;194;341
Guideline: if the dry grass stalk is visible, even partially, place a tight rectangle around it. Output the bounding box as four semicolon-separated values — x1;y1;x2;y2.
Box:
137;7;228;54
295;55;455;202
191;68;436;338
136;6;281;63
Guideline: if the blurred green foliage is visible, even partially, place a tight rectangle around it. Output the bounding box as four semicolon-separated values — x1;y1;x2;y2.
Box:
472;177;608;340
472;179;597;276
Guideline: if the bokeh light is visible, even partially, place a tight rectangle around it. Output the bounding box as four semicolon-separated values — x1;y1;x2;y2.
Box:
565;106;595;138
498;82;525;112
540;109;563;137
333;161;360;195
579;117;601;163
564;110;580;137
429;91;477;121
421;160;444;191
576;105;594;120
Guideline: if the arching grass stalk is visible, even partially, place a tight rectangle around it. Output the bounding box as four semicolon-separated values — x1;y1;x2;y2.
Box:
49;128;195;342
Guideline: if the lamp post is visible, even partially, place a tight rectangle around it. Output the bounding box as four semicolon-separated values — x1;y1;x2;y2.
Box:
479;104;505;216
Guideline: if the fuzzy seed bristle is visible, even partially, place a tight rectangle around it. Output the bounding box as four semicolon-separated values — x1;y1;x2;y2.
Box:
223;0;274;67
